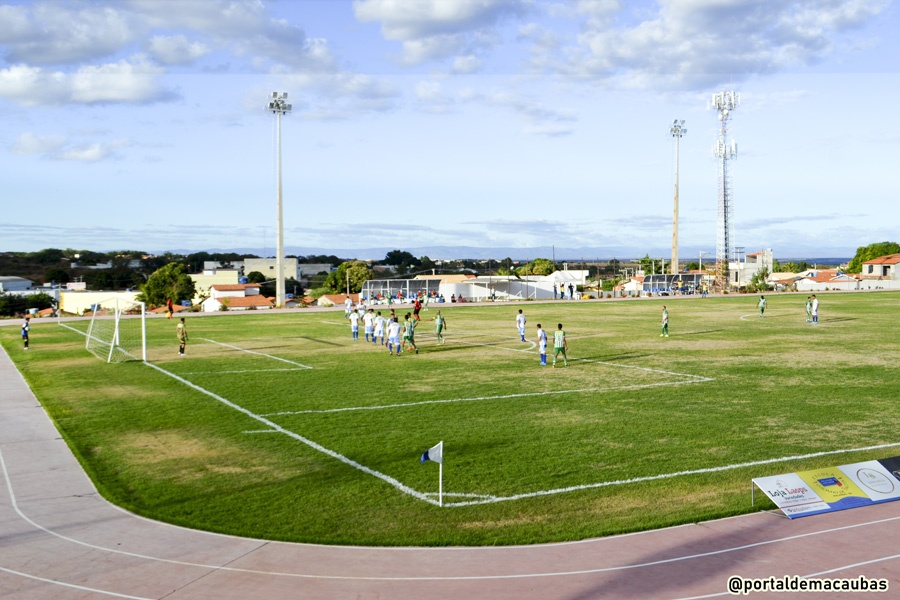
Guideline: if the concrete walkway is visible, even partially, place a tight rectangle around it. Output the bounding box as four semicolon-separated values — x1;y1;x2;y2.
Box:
1;344;899;599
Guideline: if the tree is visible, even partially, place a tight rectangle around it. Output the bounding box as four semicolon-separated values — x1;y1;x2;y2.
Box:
246;271;267;284
324;261;373;293
44;267;70;285
382;250;420;275
518;258;555;276
847;241;900;273
136;263;196;307
746;267;770;293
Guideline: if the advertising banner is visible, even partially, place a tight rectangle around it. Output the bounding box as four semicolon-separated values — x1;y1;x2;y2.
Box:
753;455;900;519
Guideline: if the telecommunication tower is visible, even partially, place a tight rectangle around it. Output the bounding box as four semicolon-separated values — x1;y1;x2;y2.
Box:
711;90;738;291
670;119;686;275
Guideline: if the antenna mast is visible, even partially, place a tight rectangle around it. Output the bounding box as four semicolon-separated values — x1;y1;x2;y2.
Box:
670;119;687;275
711;90;739;291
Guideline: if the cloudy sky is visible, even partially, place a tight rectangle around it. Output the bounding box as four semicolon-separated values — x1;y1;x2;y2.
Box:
1;0;897;259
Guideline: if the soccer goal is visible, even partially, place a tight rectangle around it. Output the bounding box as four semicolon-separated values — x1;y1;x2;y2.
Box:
85;298;147;363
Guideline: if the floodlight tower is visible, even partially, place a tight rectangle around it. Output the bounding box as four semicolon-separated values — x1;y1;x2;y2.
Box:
711;90;739;291
670;119;686;275
267;91;292;308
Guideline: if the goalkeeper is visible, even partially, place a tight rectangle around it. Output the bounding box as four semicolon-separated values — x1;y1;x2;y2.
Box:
177;318;188;356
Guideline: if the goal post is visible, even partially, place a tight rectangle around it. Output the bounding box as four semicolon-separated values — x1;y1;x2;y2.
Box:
85;297;147;363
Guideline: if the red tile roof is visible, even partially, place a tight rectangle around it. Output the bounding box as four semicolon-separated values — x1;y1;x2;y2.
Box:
862;253;900;265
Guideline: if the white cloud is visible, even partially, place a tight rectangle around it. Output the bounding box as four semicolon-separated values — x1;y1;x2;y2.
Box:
58;143;110;162
71;55;173;103
0;64;70;106
9;131;130;162
2;3;134;65
283;72;400;119
452;54;483;74
10;132;66;155
354;0;531;65
551;0;891;90
146;35;209;65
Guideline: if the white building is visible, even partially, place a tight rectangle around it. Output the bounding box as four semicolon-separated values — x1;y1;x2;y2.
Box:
858;254;900;289
243;257;298;281
728;249;773;289
200;283;273;312
0;276;34;292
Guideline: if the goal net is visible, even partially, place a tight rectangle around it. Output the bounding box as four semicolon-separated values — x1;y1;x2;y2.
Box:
85;298;147;363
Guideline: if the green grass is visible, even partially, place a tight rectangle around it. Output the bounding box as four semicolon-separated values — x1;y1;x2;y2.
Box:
3;291;899;546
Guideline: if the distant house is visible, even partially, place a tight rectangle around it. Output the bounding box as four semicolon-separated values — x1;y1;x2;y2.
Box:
202;295;274;312
616;276;644;297
200;283;270;312
856;254;900;290
728;249;773;289
860;254;900;281
316;293;358;308
795;270;860;292
189;268;241;304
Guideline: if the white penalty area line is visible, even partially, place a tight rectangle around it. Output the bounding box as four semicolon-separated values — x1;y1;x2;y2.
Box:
199;338;313;370
263;378;712;417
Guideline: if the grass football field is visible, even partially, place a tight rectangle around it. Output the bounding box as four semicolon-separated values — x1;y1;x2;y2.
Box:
2;291;899;546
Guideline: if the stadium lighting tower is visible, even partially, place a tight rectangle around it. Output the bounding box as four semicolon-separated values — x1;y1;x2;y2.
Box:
711;90;739;291
670;119;686;275
267;92;292;307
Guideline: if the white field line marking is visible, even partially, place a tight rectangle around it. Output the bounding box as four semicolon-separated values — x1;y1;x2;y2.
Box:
141;361;436;506
5;443;900;582
441;440;900;507
263;379;711;417
182;368;310;375
0;564;153;600
0;440;900;580
321;320;347;326
199;338;313;369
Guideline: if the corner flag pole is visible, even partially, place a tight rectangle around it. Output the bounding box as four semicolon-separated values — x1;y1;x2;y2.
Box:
439;459;443;507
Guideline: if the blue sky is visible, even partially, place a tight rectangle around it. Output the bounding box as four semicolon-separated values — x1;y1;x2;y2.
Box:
1;0;898;259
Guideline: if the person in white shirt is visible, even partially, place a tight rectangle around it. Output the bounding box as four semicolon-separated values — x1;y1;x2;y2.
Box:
349;310;360;341
536;324;547;366
362;309;375;343
515;309;527;342
387;317;402;355
373;311;386;345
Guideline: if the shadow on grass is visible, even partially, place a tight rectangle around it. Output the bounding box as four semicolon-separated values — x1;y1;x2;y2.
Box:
676;329;723;336
297;336;343;347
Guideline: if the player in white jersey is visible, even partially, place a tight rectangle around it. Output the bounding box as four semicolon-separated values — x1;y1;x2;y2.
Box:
387;317;402;355
373;311;386;345
349;310;360;341
515;309;527;342
362;309;375;342
536;323;547;366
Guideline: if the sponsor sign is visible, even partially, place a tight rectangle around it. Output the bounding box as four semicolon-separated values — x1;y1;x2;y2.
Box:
753;455;900;519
